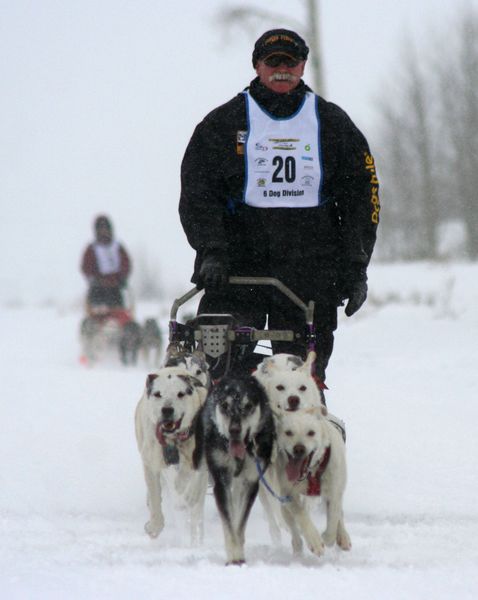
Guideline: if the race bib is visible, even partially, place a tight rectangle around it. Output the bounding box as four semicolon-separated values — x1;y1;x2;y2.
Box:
243;91;323;208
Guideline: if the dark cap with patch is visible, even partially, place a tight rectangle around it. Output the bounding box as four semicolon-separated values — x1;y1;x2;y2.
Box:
252;29;309;67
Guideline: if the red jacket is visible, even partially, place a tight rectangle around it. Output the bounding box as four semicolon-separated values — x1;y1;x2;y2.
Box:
81;242;131;288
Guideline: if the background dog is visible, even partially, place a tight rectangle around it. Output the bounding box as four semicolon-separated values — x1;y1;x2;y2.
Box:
134;366;208;545
119;320;142;365
274;408;351;557
193;375;274;565
140;318;163;367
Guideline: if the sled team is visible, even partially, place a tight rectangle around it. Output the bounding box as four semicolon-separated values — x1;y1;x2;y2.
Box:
135;348;350;565
91;26;379;565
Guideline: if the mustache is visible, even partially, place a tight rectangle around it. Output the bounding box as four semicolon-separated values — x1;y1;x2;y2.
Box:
268;72;299;83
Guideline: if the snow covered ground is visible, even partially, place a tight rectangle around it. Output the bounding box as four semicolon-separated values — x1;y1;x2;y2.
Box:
1;262;477;600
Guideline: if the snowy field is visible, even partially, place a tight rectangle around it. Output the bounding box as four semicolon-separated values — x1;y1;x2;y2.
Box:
1;262;478;600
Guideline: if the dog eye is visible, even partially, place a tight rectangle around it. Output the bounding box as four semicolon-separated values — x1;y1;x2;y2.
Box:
220;401;229;412
153;392;162;398
177;391;185;398
299;385;307;392
307;430;315;437
195;369;202;376
242;402;253;413
276;384;285;391
285;430;293;437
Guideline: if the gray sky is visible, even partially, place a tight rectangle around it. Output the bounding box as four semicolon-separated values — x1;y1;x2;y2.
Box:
1;0;475;305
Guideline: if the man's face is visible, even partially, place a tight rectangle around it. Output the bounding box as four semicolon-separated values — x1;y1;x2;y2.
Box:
95;224;112;244
255;54;305;94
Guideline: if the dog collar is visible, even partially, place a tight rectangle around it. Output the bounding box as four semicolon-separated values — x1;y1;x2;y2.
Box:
306;446;331;496
155;422;193;447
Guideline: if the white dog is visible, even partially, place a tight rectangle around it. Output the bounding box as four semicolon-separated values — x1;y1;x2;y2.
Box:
254;352;325;542
274;408;351;557
256;351;346;441
134;366;208;544
256;352;327;415
254;352;306;382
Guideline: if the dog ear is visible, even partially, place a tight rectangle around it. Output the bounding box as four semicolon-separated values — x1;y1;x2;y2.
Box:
146;373;158;396
177;373;204;390
299;350;317;374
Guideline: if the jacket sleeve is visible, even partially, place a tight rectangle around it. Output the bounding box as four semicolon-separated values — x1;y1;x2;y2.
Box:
179;115;232;253
81;244;97;279
119;245;131;281
331;104;380;269
342;117;380;267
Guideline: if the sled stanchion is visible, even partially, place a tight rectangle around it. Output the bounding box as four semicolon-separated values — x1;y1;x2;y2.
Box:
170;287;202;321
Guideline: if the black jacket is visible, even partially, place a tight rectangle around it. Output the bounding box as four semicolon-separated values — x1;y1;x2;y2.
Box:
179;78;379;297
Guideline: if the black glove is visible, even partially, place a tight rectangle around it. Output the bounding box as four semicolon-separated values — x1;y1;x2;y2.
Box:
345;279;367;316
197;249;229;291
339;265;368;317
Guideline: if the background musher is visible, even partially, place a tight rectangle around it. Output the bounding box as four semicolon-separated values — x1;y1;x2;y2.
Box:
81;214;131;309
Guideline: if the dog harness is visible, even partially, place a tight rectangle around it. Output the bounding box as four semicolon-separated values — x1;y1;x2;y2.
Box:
155;422;194;466
305;446;331;496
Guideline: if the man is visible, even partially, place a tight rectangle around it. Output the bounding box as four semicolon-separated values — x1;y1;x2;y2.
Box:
81;214;131;308
179;29;380;382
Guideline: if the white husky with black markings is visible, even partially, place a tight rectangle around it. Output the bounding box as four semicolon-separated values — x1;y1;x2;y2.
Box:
163;346;211;389
134;366;208;545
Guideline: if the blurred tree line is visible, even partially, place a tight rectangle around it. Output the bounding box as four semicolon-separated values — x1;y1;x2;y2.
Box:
375;6;478;261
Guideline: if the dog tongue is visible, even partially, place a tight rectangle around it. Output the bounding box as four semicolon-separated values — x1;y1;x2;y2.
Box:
229;440;246;459
286;457;304;482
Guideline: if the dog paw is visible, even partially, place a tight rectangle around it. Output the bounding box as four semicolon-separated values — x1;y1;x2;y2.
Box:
336;529;352;551
307;533;325;557
226;559;246;566
144;519;164;538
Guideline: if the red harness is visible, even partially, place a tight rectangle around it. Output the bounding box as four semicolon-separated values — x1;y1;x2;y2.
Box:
305;446;331;496
312;374;328;391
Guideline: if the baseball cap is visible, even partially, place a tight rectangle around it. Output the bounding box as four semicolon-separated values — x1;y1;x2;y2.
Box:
252;29;309;67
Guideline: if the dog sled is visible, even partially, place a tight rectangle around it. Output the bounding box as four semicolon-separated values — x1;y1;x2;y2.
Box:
79;286;143;366
168;276;316;380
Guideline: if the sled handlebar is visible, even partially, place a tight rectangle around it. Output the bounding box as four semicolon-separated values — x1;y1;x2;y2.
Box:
169;276;315;325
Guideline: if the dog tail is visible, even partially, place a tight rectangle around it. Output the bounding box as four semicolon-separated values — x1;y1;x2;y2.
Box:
192;406;205;470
